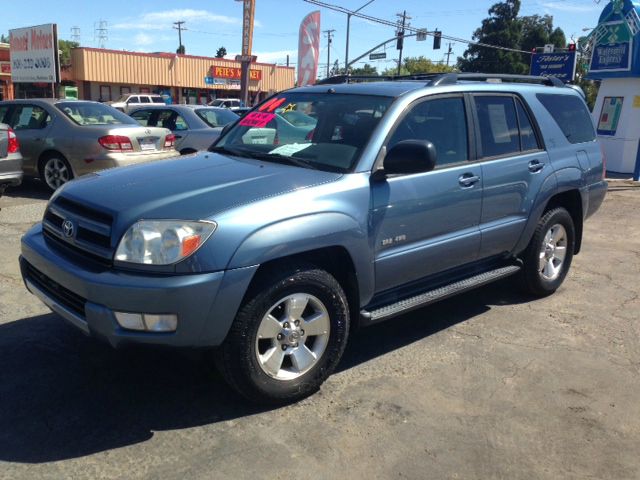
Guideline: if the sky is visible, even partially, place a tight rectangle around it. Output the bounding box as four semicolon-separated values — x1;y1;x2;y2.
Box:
0;0;605;73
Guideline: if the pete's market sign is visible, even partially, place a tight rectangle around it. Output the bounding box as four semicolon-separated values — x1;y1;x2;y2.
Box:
9;24;59;83
209;66;262;81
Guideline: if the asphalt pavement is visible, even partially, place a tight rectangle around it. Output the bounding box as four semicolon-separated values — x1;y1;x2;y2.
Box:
0;178;639;480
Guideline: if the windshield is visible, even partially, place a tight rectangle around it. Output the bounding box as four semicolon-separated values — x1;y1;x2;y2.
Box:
209;99;225;107
214;93;392;172
56;102;138;126
114;95;129;103
196;108;239;127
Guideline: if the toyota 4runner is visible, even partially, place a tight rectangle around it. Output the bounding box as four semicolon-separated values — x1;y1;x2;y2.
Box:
20;73;607;403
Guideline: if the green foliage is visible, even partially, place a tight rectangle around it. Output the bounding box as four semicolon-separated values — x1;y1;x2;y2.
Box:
458;1;567;74
215;46;227;58
0;33;8;43
350;63;378;75
176;45;186;54
575;58;599;110
381;56;455;76
58;40;79;66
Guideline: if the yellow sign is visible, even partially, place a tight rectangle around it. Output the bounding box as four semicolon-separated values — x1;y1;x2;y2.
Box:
633;96;640;108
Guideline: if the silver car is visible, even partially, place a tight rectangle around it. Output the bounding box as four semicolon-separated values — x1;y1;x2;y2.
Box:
0;122;23;195
129;105;239;154
0;99;179;191
108;94;166;114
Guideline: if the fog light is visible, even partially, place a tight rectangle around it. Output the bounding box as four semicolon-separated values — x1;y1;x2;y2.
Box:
115;312;145;331
143;314;178;332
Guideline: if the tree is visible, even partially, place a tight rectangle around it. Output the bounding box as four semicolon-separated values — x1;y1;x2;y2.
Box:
58;40;79;66
458;0;526;74
0;33;8;43
381;56;454;76
350;63;378;76
215;46;227;58
176;45;185;54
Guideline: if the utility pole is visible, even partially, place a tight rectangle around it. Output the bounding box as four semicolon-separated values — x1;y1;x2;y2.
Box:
446;42;454;67
396;10;411;75
71;26;81;44
173;21;186;52
94;20;108;49
345;0;375;72
324;29;336;77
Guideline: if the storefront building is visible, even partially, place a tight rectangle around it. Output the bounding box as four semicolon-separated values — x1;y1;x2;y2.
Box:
69;48;295;106
0;43;14;100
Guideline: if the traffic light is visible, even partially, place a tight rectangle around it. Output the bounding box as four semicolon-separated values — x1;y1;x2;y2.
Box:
433;30;442;50
396;32;404;50
568;43;576;51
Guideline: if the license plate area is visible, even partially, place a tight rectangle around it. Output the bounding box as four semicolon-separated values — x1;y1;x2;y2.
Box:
138;137;158;151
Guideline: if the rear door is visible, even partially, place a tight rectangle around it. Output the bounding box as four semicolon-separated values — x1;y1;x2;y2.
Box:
371;94;483;293
471;94;550;259
6;104;53;170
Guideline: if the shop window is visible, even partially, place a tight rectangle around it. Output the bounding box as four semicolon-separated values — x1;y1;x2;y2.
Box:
99;85;112;102
120;86;131;96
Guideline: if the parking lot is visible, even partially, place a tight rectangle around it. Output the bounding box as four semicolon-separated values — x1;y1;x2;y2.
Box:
0;179;639;480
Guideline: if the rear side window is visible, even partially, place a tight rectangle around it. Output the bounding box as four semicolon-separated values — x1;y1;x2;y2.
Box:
140;97;151;104
131;110;153;126
152;97;165;104
11;105;50;130
536;94;595;144
474;96;520;158
516;99;540;151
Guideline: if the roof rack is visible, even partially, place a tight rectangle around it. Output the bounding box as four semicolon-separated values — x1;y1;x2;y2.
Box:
314;72;565;88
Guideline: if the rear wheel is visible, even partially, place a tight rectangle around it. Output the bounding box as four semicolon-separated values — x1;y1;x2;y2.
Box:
40;155;73;191
520;207;575;296
215;264;350;404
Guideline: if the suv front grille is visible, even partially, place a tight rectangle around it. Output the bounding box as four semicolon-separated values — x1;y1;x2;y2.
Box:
42;196;114;265
23;261;87;318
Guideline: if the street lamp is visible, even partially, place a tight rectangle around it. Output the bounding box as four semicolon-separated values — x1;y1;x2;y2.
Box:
345;0;375;72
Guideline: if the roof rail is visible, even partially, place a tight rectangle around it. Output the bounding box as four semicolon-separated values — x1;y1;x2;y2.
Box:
428;73;565;88
316;73;444;85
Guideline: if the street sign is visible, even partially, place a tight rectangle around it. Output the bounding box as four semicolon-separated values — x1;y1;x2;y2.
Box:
369;52;387;60
543;44;555;53
530;51;577;82
235;55;257;63
416;29;427;41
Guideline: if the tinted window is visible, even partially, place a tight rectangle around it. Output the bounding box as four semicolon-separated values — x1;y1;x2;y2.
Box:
140;97;151;104
131;110;153;126
537;93;595;144
475;96;520;158
389;96;468;166
11;105;50;130
151;97;165;104
127;96;139;103
516;99;540;151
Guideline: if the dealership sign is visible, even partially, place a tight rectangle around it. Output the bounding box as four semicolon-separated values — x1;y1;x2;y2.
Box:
9;24;59;83
530;51;577;82
0;62;10;74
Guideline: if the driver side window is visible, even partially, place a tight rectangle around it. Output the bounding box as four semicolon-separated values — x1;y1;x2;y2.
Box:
388;96;468;167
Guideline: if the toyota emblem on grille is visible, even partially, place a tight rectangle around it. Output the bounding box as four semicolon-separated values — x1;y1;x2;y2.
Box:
62;220;75;238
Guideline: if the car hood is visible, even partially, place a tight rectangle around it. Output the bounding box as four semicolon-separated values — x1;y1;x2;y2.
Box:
57;152;342;231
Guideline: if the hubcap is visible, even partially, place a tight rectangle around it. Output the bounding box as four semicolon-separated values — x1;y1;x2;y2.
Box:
538;223;567;281
44;158;70;189
255;293;330;381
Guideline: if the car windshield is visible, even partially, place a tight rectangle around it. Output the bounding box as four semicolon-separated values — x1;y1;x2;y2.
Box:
209;99;225;107
213;93;393;172
195;108;239;127
114;95;130;103
56;102;138;126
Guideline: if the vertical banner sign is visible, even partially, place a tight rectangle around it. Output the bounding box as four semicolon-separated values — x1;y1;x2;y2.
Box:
297;11;321;86
242;0;255;56
9;24;59;83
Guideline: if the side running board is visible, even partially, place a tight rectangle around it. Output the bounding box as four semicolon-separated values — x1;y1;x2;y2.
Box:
360;264;521;325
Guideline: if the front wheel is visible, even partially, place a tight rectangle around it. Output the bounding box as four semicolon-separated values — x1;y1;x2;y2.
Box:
520;207;575;296
215;264;350;404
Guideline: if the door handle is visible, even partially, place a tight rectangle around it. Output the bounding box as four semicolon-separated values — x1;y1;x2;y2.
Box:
174;134;183;139
458;173;480;187
528;160;545;173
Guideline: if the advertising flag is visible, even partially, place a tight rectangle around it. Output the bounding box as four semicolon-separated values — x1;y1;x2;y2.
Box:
297;11;321;86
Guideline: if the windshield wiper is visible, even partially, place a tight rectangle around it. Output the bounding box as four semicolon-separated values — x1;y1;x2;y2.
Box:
244;151;319;170
209;146;254;158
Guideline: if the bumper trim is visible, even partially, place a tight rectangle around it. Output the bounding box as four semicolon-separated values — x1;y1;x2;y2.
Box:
25;278;90;335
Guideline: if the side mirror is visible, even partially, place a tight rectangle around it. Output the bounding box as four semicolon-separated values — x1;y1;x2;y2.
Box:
383;140;437;175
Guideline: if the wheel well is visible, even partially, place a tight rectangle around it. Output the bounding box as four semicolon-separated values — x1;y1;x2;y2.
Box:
38;150;70;172
250;247;360;324
544;190;583;254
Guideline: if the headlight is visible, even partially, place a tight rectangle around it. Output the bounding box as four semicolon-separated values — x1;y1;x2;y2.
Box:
115;220;217;265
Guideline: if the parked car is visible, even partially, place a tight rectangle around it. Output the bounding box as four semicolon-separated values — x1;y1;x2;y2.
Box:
239;113;315;146
208;98;243;111
0;99;179;191
109;94;165;113
19;73;607;404
129;105;239;154
0;122;22;196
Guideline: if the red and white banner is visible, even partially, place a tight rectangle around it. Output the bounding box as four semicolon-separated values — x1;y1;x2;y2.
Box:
297;11;321;86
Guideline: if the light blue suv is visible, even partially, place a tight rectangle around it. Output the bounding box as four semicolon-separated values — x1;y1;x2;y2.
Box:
19;73;607;403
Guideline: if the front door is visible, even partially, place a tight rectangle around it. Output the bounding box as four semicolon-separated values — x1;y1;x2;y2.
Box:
371;95;483;293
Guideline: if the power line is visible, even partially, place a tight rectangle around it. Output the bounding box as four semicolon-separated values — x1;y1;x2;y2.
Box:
71;26;81;44
303;0;532;55
94;20;108;49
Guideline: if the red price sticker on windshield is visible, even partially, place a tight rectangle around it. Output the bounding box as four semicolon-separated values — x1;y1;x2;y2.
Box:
239;112;275;128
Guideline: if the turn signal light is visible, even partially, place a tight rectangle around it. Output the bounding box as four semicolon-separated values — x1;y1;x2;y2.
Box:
7;128;19;154
98;135;133;152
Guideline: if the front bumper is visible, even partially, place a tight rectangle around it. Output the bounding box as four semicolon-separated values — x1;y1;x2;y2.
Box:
20;223;257;348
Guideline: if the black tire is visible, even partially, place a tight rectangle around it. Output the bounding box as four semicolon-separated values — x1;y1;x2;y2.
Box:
215;264;350;404
39;154;74;192
520;207;575;296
